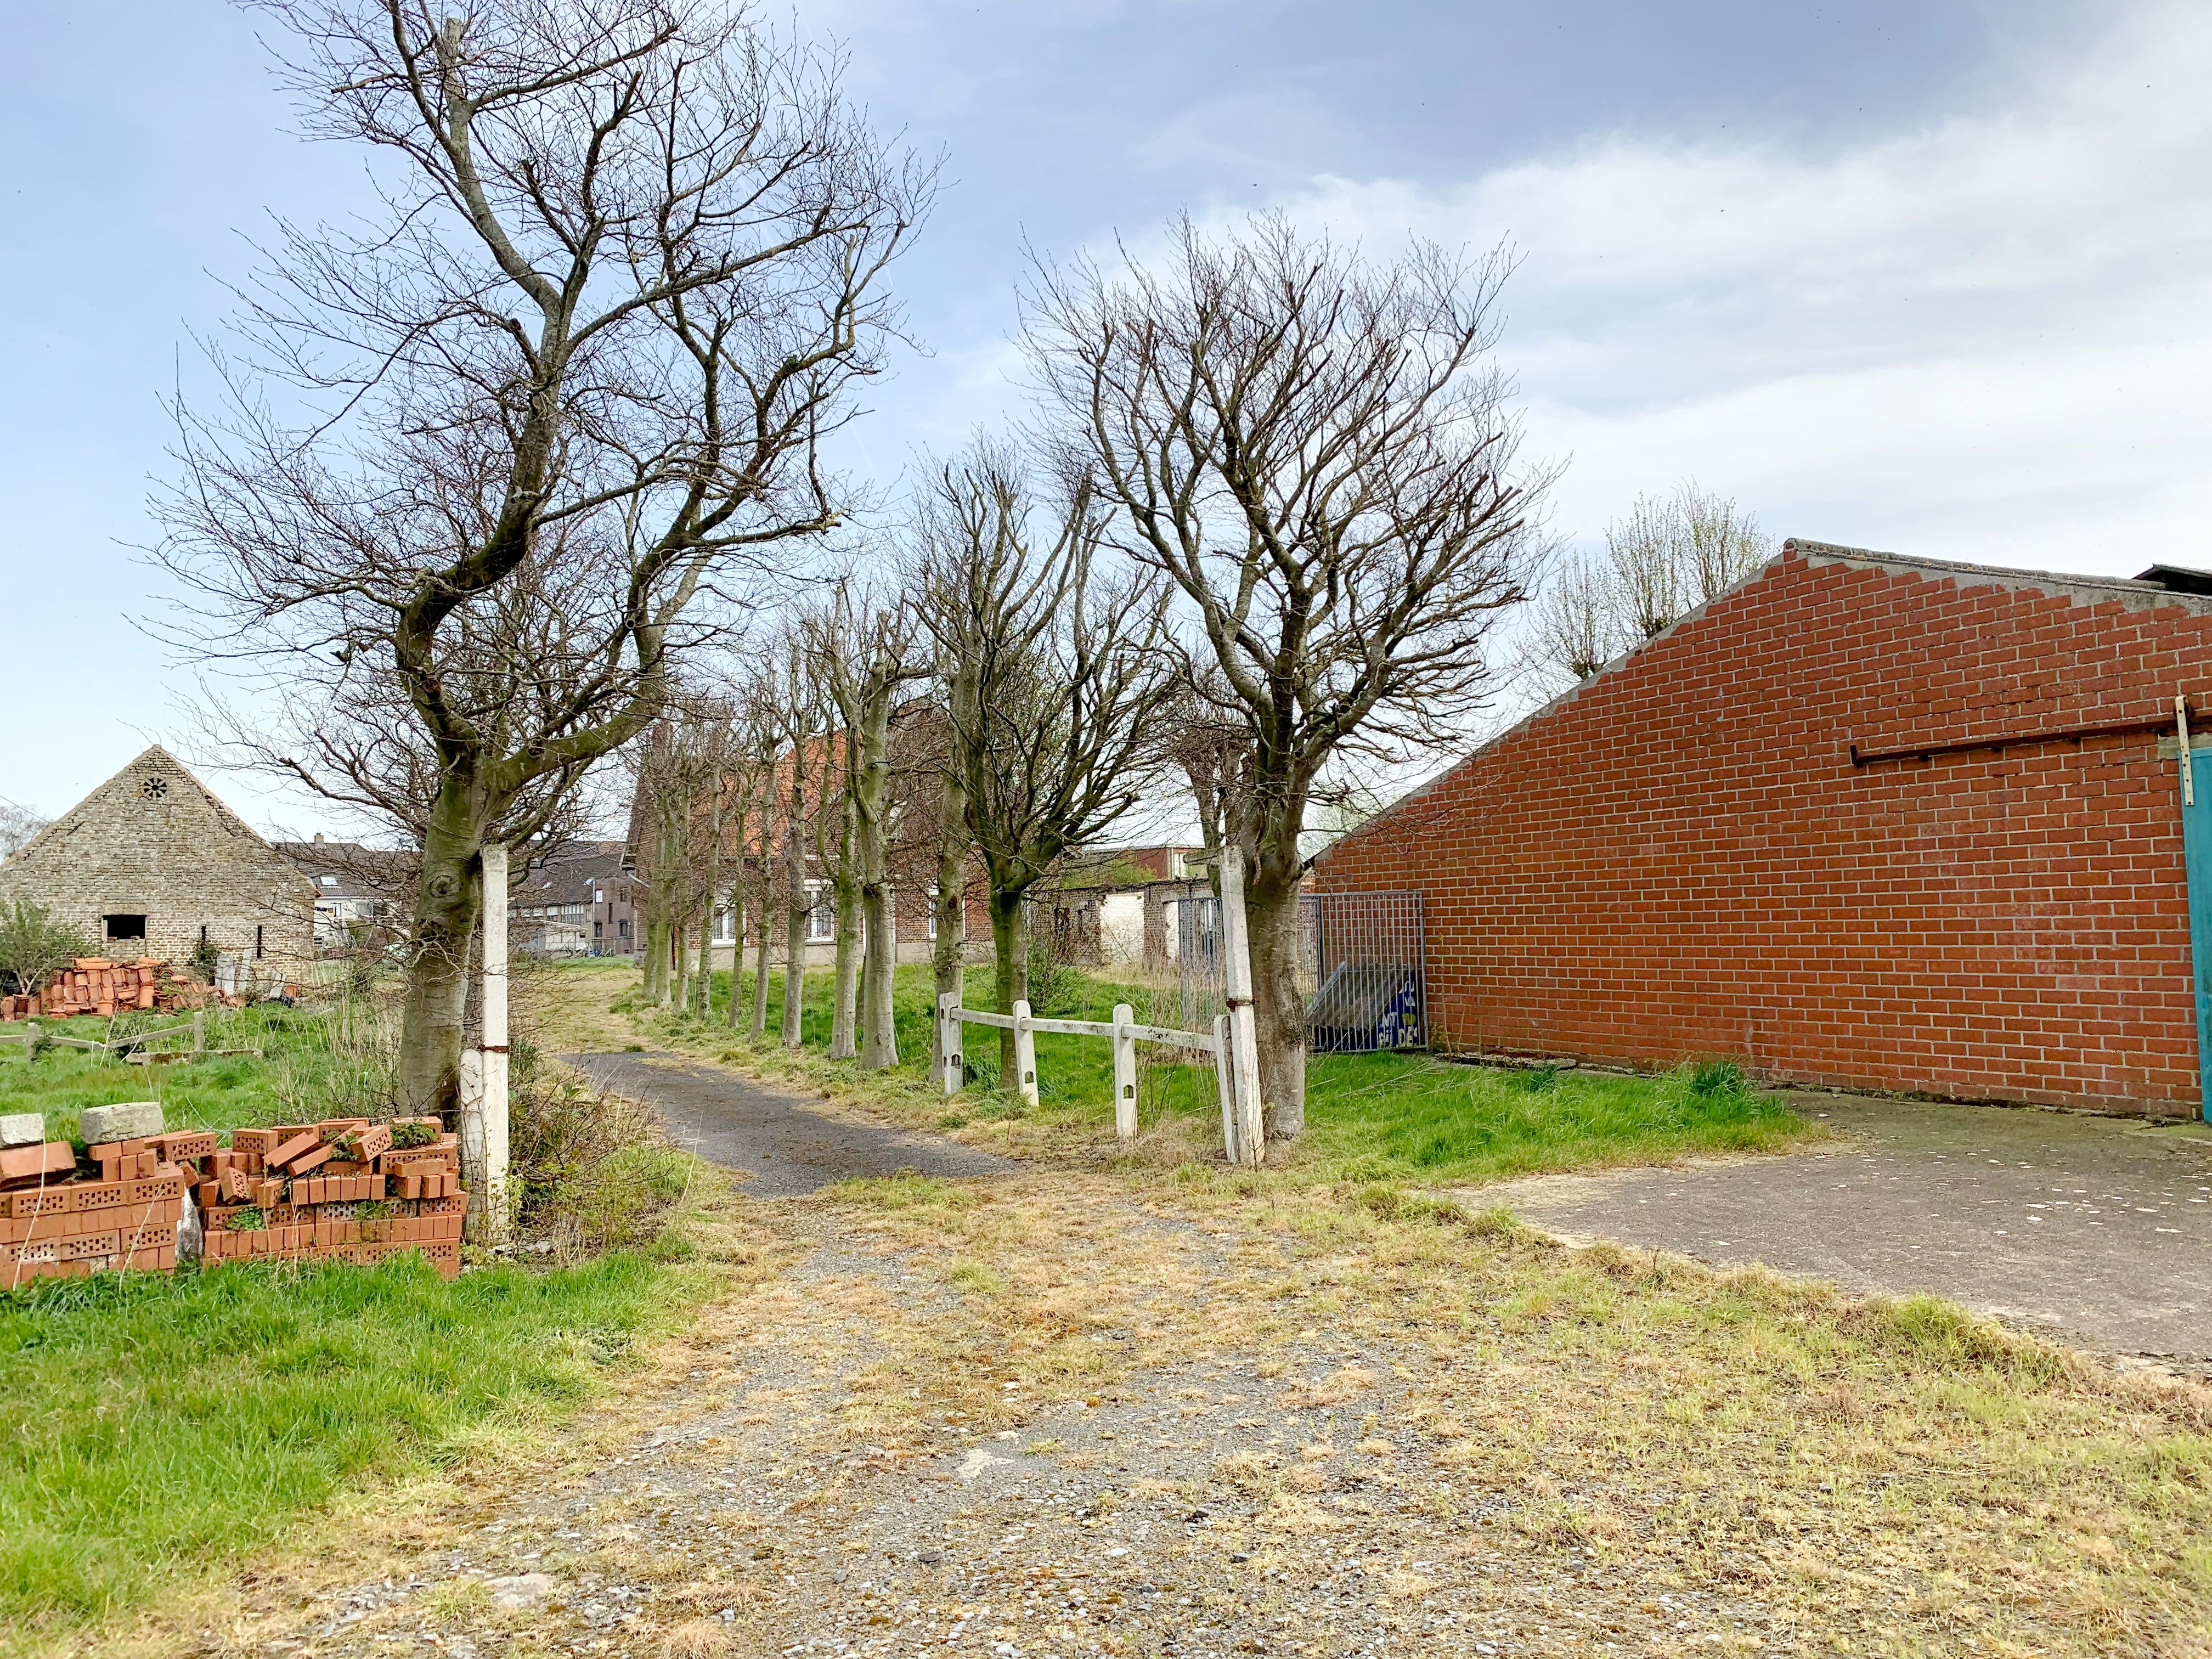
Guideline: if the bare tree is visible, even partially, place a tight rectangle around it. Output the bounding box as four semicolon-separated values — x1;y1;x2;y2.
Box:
156;0;928;1115
916;440;1177;1075
1534;482;1773;685
1027;215;1551;1137
806;578;927;1068
0;800;47;862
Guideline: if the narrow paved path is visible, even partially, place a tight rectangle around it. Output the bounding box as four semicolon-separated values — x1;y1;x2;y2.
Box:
1476;1093;2212;1368
565;1050;1014;1197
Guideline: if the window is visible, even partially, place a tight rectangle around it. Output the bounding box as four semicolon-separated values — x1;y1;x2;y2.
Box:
925;887;938;941
806;884;836;943
618;918;631;938
713;907;735;944
104;914;146;942
319;874;338;888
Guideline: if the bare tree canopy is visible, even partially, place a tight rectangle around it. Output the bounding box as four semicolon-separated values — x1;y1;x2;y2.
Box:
0;800;48;862
1534;481;1774;684
805;575;927;1069
1025;213;1553;1135
155;0;930;1113
916;437;1177;1070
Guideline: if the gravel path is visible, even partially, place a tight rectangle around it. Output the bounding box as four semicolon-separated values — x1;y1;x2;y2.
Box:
248;1199;1796;1659
565;1051;1015;1197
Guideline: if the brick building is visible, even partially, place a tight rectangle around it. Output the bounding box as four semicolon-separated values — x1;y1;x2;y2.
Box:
0;746;315;971
1310;541;2212;1119
511;842;637;957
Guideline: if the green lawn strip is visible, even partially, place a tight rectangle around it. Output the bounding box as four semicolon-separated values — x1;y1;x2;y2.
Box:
629;962;1817;1183
0;1003;393;1145
0;1246;695;1637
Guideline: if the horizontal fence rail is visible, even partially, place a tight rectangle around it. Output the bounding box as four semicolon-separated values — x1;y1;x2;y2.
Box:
936;990;1248;1155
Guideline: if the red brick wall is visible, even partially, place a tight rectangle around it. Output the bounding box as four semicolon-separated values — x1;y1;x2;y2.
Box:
1310;544;2212;1116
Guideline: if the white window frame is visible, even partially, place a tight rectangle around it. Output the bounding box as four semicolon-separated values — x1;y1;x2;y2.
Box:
805;881;836;943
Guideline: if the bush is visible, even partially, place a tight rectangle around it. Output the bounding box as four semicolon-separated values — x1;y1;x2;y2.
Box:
510;1071;693;1250
0;899;90;997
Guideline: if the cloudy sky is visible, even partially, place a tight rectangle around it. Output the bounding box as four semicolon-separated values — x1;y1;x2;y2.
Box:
2;1;2205;831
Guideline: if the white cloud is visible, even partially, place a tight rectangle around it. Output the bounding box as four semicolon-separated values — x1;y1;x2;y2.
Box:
1259;1;2212;574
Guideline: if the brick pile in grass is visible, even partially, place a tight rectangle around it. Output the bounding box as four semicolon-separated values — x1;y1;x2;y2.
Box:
0;955;212;1020
1310;541;2212;1117
199;1117;464;1277
2;1113;465;1289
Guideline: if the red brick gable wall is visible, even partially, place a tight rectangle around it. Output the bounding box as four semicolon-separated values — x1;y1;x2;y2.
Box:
1310;544;2212;1115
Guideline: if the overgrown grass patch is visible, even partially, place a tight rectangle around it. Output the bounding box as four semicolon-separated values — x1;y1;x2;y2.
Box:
0;1248;695;1638
0;1001;398;1144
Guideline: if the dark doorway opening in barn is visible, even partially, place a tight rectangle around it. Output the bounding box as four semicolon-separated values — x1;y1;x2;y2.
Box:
103;914;147;943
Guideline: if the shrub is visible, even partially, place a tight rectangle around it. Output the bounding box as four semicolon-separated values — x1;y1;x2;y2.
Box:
0;899;90;997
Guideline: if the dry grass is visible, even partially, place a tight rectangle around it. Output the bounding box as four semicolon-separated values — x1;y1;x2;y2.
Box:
794;1169;2212;1655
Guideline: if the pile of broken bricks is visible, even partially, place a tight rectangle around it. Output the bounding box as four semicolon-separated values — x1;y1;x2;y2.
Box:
201;1115;465;1276
2;957;210;1020
2;1100;467;1291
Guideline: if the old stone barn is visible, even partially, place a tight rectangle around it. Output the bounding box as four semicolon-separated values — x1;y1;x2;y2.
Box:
1310;540;2212;1118
0;746;314;971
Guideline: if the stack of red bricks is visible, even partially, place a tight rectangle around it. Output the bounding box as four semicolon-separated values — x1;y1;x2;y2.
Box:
199;1117;465;1278
2;1130;192;1285
5;957;208;1020
2;1111;467;1289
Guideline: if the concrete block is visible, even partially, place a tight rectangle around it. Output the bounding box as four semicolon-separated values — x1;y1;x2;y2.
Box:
78;1101;164;1145
0;1112;45;1149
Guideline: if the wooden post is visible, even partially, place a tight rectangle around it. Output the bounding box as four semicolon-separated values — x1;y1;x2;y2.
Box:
464;843;512;1245
939;989;964;1094
1111;1002;1137;1142
191;1009;205;1054
1218;850;1267;1167
1212;1013;1239;1164
1012;997;1039;1110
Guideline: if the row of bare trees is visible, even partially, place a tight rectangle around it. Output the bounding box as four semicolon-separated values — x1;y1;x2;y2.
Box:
156;0;1757;1144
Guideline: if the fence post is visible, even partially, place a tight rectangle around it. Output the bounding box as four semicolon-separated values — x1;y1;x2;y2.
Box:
23;1021;38;1064
939;989;964;1094
464;843;512;1246
1111;1002;1137;1142
1218;851;1267;1167
1212;1013;1239;1164
1012;998;1039;1109
191;1008;205;1054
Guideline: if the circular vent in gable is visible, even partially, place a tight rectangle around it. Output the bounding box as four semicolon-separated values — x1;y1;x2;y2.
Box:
140;775;168;800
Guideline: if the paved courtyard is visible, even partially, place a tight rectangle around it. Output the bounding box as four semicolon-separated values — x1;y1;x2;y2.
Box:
1475;1093;2212;1368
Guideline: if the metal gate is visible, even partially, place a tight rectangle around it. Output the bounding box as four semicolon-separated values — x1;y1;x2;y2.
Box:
1169;889;1426;1053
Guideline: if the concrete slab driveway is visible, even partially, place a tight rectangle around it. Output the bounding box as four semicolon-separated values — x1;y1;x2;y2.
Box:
1476;1093;2212;1369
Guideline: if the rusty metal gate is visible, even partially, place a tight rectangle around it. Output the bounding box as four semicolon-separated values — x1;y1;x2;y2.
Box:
1170;889;1426;1052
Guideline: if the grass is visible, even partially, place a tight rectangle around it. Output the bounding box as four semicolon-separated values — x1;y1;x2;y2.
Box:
606;960;1816;1184
0;1247;695;1637
0;1001;397;1146
805;1165;2212;1656
0;989;738;1647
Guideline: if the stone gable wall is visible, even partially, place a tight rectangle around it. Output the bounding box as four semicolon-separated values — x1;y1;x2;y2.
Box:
0;747;315;972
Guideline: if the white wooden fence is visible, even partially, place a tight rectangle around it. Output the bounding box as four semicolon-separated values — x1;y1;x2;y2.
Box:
936;854;1268;1165
936;991;1272;1163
